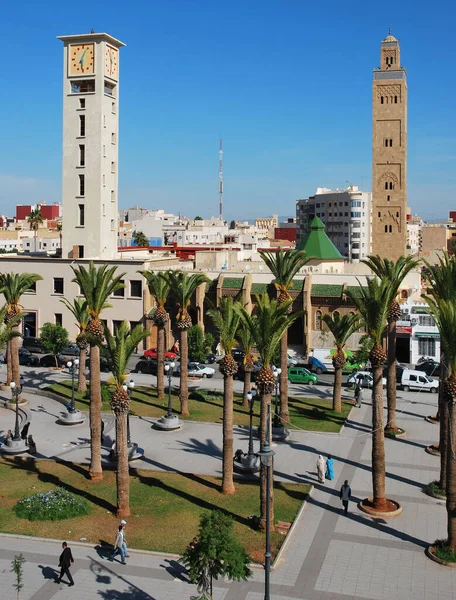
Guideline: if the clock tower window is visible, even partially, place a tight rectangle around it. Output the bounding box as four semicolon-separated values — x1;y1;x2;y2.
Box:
71;80;95;94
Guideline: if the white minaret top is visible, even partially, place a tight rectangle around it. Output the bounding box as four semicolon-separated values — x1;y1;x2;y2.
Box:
58;32;126;260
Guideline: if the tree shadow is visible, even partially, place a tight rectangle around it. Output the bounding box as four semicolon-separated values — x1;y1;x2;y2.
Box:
135;470;252;527
176;437;223;459
3;456;116;512
88;558;158;599
287;440;425;489
134;456;221;492
98;588;157;599
307;492;428;549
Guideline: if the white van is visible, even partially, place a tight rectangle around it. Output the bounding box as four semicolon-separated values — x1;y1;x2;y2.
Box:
309;348;334;373
401;370;438;393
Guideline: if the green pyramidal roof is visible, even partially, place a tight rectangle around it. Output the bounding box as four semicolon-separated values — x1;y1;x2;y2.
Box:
297;216;344;260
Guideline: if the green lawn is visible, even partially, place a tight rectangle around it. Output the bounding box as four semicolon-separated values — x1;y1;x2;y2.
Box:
46;381;352;433
0;457;309;562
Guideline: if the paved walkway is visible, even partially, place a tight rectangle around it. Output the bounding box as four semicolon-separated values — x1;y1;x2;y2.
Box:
0;385;455;599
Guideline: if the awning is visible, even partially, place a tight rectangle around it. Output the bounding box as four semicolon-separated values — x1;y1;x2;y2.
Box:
416;332;440;339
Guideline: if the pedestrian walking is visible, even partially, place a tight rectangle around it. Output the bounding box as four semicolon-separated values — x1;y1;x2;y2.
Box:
354;380;363;407
21;422;30;440
27;435;37;454
109;525;126;564
120;519;129;557
340;480;352;515
325;455;334;480
316;455;326;484
56;542;74;586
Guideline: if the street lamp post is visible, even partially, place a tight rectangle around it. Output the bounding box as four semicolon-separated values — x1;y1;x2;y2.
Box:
122;379;135;446
67;359;79;413
247;389;257;456
10;378;24;441
155;362;181;431
272;367;281;428
256;403;275;600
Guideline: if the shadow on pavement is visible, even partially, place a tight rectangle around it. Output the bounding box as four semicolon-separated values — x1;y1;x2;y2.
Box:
161;558;189;581
38;564;59;580
176;437;223;459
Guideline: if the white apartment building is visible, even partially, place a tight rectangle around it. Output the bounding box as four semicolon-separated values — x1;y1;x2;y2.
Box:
58;32;125;260
296;186;372;262
406;212;423;255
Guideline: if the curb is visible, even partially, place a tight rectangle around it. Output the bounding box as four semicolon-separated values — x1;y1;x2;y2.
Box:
271;484;314;570
358;498;403;518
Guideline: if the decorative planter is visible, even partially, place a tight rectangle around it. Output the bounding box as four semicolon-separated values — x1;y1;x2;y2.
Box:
425;415;439;424
426;545;456;567
425;445;440;456
358;497;403;518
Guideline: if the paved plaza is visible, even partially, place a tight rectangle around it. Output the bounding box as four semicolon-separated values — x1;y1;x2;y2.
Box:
0;381;455;600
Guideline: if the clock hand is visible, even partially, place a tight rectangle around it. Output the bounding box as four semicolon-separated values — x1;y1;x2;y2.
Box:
79;49;87;68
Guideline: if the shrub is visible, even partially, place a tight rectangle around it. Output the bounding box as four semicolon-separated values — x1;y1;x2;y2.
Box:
433;539;456;563
423;480;446;498
14;488;90;521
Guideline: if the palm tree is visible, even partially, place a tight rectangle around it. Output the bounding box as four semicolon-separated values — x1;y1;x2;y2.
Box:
71;262;125;481
321;312;361;412
347;277;391;511
27;208;44;252
0;304;23;384
165;271;210;416
259;249;311;424
237;295;299;532
422;253;456;492
208;297;241;494
364;255;419;432
237;322;255;407
423;296;456;550
60;297;90;392
103;321;149;517
0;272;43;388
138;270;171;400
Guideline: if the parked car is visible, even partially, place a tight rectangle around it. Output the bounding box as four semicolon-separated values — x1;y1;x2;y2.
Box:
347;370;386;388
18;348;40;367
143;348;178;360
206;354;216;364
287;354;298;367
175;362;215;378
134;359;158;375
84;356;112;372
401;370;438;393
308;356;328;375
61;344;81;357
234;362;262;382
22;337;43;353
415;360;441;377
39;354;67;368
381;364;406;383
288;367;318;385
232;349;246;364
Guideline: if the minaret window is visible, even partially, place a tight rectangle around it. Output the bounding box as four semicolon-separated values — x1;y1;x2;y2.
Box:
387;195;390;201
381;96;384;104
385;225;388;233
394;96;398;103
389;225;392;232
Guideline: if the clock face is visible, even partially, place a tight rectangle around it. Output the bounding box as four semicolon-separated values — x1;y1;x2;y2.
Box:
105;46;118;79
69;44;94;76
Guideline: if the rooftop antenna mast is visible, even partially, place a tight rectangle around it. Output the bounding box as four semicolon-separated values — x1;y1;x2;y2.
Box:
218;138;223;221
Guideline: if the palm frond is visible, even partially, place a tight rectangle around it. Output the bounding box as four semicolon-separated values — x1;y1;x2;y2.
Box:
422;252;456;303
321;312;361;351
259;248;311;291
236;321;253;355
207;297;240;354
346;277;390;345
138;270;170;306
424;298;456;375
164;271;210;308
60;297;89;331
236;294;299;367
71;261;125;317
103;322;149;385
0;272;43;304
363;254;420;307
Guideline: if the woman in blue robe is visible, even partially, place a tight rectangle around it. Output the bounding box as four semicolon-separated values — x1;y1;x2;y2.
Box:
326;455;334;480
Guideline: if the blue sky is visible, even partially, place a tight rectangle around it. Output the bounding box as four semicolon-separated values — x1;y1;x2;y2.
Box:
0;0;454;222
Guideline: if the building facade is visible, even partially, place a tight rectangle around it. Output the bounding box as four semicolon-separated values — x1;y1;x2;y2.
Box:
371;33;408;260
58;32;125;260
296;186;372;262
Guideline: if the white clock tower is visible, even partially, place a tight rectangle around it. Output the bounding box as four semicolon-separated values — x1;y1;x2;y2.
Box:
58;32;126;260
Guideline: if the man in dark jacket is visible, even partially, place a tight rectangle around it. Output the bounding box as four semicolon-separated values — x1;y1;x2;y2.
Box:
56;542;74;586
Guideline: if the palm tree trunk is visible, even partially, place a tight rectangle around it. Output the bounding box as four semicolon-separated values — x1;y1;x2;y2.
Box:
157;326;165;400
439;356;449;491
447;395;456;550
259;391;274;533
280;333;289;423
333;366;342;412
115;411;131;518
89;345;103;481
242;371;251;406
372;364;386;510
386;320;398;432
180;329;189;416
222;374;235;494
77;347;87;392
6;340;12;385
